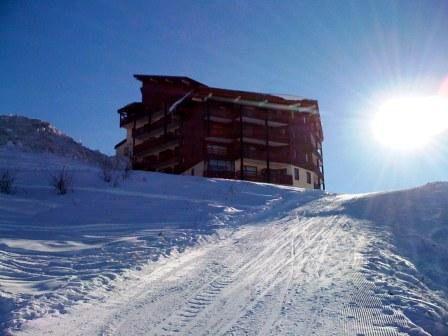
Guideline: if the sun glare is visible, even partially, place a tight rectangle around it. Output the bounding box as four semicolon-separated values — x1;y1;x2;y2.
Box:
372;96;448;150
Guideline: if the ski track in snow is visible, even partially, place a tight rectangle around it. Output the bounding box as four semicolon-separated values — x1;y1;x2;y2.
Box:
1;149;447;335
16;196;448;336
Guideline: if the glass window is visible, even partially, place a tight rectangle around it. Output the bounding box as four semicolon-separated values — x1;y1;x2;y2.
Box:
208;160;234;172
294;168;300;180
306;172;312;184
244;165;257;176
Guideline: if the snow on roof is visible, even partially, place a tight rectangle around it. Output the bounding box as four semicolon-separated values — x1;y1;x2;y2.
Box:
269;93;306;101
168;90;194;113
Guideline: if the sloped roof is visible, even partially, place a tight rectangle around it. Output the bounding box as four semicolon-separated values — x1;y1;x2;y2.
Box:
193;86;319;113
133;75;207;87
130;75;319;113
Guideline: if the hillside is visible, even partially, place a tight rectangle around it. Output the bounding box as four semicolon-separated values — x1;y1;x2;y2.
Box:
0;115;108;165
0;120;447;335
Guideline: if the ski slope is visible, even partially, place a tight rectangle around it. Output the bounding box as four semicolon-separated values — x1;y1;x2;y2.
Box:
1;147;447;335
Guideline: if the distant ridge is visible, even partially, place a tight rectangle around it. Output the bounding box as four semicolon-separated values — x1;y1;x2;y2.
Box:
0;115;109;165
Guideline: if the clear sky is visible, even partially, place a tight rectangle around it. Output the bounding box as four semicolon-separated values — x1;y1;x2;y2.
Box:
1;0;448;193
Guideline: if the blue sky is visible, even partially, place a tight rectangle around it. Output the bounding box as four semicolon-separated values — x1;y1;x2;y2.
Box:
1;0;448;193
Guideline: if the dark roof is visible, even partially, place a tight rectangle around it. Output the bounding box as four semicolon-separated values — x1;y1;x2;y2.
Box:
133;75;207;87
117;102;146;113
196;86;317;106
192;87;318;113
128;75;318;113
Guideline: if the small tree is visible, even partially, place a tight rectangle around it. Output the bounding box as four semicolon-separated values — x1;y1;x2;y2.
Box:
50;167;73;195
0;170;15;194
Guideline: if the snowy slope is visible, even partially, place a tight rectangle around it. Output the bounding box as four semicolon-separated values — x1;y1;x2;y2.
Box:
0;147;320;334
0;145;447;335
0;115;108;165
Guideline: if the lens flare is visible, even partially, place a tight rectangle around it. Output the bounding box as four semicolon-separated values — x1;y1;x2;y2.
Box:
372;96;448;150
439;76;448;97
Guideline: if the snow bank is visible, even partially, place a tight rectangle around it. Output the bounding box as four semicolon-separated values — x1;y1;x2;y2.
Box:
341;183;448;293
0;147;320;333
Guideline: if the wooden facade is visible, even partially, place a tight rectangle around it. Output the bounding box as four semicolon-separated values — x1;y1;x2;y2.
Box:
116;75;325;190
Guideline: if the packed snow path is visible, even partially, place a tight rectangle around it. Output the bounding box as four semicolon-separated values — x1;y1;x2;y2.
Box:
1;149;447;335
17;195;447;336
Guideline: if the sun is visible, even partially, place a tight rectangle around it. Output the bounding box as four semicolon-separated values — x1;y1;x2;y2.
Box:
372;95;448;150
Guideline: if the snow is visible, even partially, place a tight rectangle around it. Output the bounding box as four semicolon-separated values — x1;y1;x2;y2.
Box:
168;91;193;113
269;93;305;101
0;115;108;165
0;144;447;334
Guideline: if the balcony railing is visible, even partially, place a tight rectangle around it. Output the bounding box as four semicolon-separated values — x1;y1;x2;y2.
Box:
133;133;178;156
242;148;290;163
235;171;293;185
243;127;289;143
204;109;236;120
119;103;149;127
133;115;179;140
241;110;290;124
206;127;237;139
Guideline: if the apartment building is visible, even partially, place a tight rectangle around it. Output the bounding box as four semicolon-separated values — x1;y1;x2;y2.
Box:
115;75;324;189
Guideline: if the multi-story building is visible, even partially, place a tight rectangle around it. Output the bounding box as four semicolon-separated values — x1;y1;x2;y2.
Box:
115;75;324;190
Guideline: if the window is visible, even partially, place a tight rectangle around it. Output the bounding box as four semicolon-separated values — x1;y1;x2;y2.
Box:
306;172;312;184
294;168;300;180
191;168;195;176
208;160;234;172
243;165;257;176
207;144;227;155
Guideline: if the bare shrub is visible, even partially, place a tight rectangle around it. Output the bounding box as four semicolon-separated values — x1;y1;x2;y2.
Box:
122;158;132;180
50;167;73;195
0;170;15;194
99;157;130;187
100;159;113;183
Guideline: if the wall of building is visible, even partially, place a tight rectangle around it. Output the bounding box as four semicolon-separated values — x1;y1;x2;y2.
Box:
115;142;130;157
178;104;205;172
181;161;205;176
234;158;317;189
118;76;324;189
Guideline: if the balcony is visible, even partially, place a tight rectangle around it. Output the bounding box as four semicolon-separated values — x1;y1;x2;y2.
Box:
118;103;148;127
241;110;290;125
134;115;179;140
138;148;179;171
205;145;238;160
205;125;237;141
243;127;289;144
204;109;234;123
241;148;290;163
133;133;178;156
